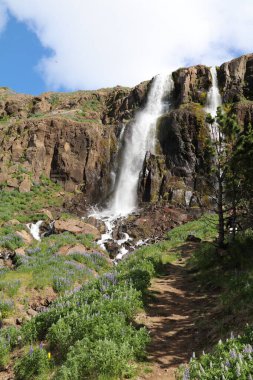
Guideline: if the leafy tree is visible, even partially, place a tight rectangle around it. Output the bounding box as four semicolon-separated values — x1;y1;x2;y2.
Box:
206;108;241;248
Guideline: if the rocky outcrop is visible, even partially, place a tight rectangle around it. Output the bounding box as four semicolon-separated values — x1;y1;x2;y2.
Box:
138;104;211;205
0;82;151;203
2;53;253;211
218;53;253;102
231;100;253;129
172;65;212;105
54;218;100;239
138;152;167;203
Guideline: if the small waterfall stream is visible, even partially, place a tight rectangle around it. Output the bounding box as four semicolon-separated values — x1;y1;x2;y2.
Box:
90;73;174;259
205;66;222;139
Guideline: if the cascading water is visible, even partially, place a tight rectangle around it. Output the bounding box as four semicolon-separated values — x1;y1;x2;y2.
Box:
109;73;173;217
26;220;43;241
90;73;174;260
205;67;222;139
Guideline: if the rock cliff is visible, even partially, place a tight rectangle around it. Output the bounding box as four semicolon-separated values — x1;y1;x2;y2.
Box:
1;53;253;210
0;81;149;204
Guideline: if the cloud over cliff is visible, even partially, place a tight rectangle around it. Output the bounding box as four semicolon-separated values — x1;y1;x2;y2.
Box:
1;0;253;90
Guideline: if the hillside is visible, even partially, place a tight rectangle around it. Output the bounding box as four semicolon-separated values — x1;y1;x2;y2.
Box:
1;53;253;379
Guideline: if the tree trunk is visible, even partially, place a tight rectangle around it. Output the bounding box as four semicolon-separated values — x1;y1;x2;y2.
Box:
217;174;225;248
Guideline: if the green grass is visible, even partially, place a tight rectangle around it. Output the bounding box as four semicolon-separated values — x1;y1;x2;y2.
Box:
0;177;63;223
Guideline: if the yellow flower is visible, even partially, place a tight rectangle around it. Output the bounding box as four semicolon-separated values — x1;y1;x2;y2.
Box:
48;352;51;360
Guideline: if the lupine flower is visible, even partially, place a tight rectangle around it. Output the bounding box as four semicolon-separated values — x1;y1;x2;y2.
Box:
183;367;190;380
243;344;253;354
236;362;241;377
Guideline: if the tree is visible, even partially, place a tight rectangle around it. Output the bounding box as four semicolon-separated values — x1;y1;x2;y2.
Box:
205;108;241;248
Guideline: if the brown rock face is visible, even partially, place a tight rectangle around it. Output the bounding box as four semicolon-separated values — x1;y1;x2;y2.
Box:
0;83;150;203
218;53;253;102
138;104;211;204
1;53;253;212
139;152;168;203
172;65;212;105
54;218;100;239
15;230;34;245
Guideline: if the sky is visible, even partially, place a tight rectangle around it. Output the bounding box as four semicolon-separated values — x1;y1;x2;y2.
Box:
0;0;253;94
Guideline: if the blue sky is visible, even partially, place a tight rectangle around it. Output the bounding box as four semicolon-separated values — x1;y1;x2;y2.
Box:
0;14;54;94
0;0;252;95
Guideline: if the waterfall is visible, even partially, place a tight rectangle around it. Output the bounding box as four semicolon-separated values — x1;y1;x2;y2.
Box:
26;220;43;241
89;73;173;258
205;67;222;139
108;73;174;217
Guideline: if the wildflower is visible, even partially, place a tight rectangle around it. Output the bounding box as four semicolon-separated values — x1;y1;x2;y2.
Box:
236;362;241;377
243;344;253;354
229;349;237;359
39;342;43;349
183;367;190;380
48;352;51;360
29;346;34;355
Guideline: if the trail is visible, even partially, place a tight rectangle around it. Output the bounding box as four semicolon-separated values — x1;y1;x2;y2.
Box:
137;243;218;380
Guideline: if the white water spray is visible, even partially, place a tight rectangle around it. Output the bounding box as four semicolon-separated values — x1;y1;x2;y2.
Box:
109;73;174;217
26;220;43;241
205;67;222;139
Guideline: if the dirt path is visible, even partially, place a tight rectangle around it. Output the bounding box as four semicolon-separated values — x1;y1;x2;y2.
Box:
137;243;218;380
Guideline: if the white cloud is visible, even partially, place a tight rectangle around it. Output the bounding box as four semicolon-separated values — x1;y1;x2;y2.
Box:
1;0;253;90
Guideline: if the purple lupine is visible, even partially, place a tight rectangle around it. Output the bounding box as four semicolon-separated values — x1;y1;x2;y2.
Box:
230;349;237;359
243;344;253;354
183;367;190;380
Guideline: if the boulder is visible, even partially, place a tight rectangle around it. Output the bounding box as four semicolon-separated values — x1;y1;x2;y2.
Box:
19;175;31;193
15;247;26;256
15;230;33;245
7;177;19;189
40;209;54;220
56;243;88;256
54;218;100;239
104;240;120;259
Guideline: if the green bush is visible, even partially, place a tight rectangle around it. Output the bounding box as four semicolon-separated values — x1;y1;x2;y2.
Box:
178;325;253;379
0;339;10;370
0;280;21;297
14;347;51;380
0;300;14;318
54;338;139;380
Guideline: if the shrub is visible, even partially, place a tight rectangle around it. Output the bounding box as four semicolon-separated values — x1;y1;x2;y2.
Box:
14;347;51;380
0;339;10;370
0;300;14;318
0;280;21;297
178;325;253;379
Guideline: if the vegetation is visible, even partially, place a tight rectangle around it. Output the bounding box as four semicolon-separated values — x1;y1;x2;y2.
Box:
0;176;63;223
178;325;253;379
